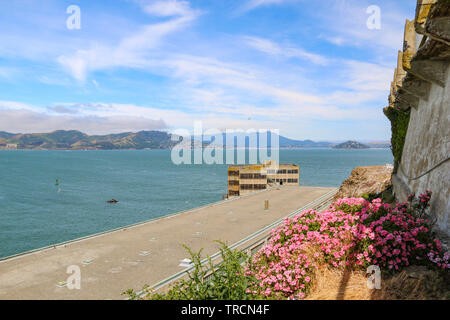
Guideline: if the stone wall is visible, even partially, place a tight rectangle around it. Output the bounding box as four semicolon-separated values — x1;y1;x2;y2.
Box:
384;0;449;237
395;63;450;235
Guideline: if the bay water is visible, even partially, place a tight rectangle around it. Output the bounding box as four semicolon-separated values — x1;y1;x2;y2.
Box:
0;149;393;258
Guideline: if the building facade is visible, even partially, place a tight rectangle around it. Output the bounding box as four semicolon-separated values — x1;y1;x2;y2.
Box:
0;144;18;150
6;144;18;150
228;161;299;197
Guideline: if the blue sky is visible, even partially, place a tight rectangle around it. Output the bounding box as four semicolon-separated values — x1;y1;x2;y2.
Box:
0;0;416;140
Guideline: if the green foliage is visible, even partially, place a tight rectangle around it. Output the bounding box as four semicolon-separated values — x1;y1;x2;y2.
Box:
122;288;139;300
360;187;395;204
383;107;410;173
334;203;363;214
380;187;395;203
360;192;377;202
127;241;259;300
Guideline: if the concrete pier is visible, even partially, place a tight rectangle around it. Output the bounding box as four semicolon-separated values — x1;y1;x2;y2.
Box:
0;186;334;300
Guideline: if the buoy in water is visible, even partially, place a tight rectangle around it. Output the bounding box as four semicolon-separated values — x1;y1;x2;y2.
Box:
55;178;59;186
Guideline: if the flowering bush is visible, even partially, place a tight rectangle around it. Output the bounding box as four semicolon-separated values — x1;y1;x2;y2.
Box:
246;192;449;299
407;190;433;220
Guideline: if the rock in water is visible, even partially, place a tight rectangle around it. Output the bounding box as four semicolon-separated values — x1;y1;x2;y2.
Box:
334;165;393;200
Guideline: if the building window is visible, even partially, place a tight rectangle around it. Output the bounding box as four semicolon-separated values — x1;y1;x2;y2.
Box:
240;184;266;190
240;173;267;179
228;180;239;186
228;170;239;176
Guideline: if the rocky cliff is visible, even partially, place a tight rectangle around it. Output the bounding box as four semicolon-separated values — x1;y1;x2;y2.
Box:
334;165;393;200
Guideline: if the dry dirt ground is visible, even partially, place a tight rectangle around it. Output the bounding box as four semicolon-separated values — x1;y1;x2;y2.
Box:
306;265;449;300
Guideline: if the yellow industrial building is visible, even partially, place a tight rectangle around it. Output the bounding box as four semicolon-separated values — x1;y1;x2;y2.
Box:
228;161;299;197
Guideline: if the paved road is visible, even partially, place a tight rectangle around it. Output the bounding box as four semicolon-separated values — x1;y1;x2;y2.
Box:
0;186;334;300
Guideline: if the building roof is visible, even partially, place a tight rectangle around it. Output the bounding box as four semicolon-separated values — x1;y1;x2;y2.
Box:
228;162;299;170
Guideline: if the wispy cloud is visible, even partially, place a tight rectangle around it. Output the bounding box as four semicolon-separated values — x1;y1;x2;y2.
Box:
57;0;202;82
0;109;167;135
237;0;288;14
0;101;169;134
0;67;12;78
141;0;200;17
315;0;410;53
244;36;328;65
343;60;393;92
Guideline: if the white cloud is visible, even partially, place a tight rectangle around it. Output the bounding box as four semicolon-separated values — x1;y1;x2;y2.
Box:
58;54;88;82
318;34;345;46
0;100;283;134
343;60;393;92
0;67;12;78
238;0;287;14
0;109;167;135
244;36;328;65
316;1;408;52
0;100;37;111
157;54;325;109
57;1;201;82
142;0;199;17
0;102;169;134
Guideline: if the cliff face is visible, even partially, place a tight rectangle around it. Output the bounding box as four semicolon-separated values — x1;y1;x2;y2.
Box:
334;165;393;200
384;0;449;237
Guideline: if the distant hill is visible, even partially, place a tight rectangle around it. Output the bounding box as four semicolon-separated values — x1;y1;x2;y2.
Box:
201;132;333;148
0;132;16;139
0;130;389;150
278;136;332;148
333;141;370;149
0;130;182;150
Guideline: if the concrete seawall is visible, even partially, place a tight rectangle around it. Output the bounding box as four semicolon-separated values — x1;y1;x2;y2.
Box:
0;186;334;300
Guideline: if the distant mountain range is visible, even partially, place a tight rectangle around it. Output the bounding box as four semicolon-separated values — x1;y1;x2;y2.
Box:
201;132;334;148
202;132;389;149
0;130;182;150
278;136;333;148
0;130;390;150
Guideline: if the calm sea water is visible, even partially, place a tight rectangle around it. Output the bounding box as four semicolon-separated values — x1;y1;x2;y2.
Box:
0;149;393;258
